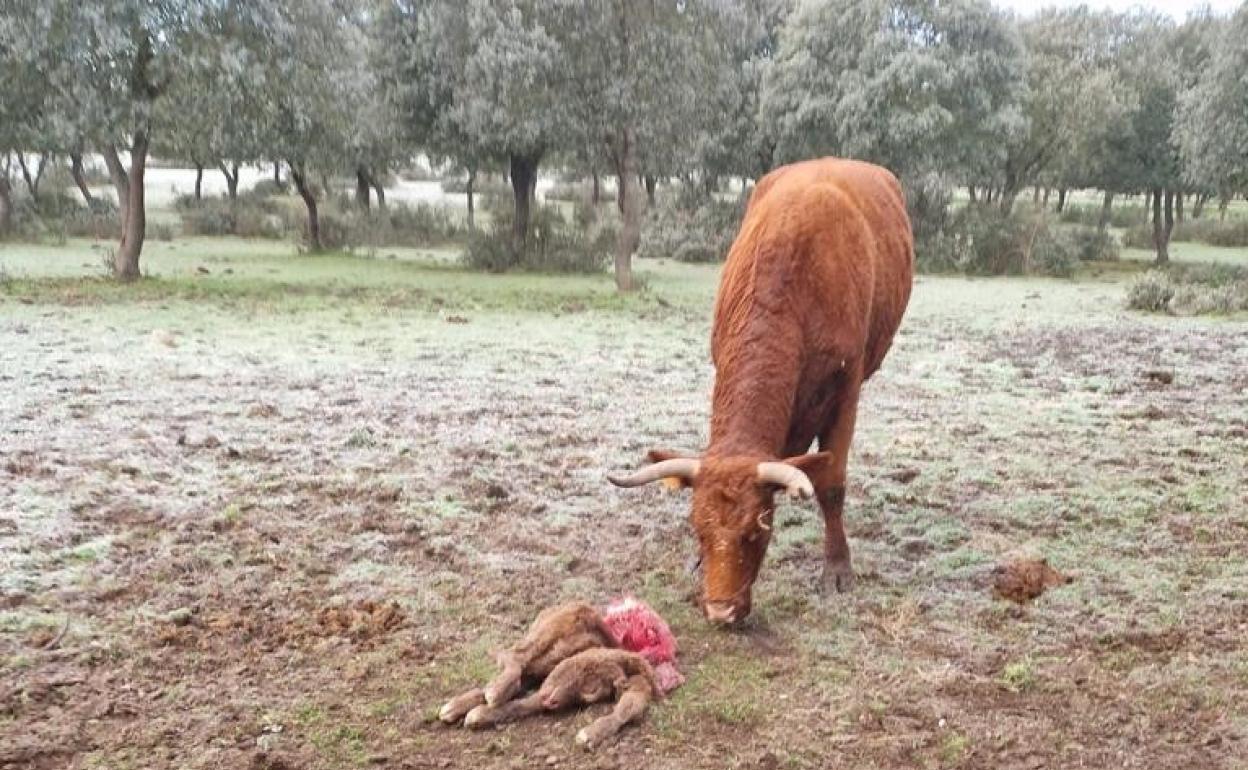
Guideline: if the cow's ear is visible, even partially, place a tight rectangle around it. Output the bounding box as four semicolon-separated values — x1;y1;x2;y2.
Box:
646;449;696;490
781;451;834;480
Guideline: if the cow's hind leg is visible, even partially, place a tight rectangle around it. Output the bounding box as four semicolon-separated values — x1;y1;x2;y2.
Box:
815;371;862;594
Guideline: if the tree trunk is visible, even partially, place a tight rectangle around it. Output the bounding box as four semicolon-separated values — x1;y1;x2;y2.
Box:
17;153;48;202
614;128;641;292
1056;188;1067;213
290;165;321;252
592;172;600;206
0;172;11;235
466;167;476;230
967;185;977;203
273;161;282;186
509;151;541;259
114;132;149;281
194;162;203;201
372;181;385;210
218;161;239;200
1218;192;1229;221
1151;188;1172;266
355;167;371;211
643;175;656;206
1098;190;1114;232
1192;192;1208;219
1033;186;1042;205
1175;192;1184;223
70;153;94;205
101;145;130;236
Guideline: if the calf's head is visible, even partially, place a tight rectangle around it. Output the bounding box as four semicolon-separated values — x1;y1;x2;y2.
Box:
608;451;820;625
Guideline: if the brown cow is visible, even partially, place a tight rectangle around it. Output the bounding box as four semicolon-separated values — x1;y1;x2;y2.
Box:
609;157;914;624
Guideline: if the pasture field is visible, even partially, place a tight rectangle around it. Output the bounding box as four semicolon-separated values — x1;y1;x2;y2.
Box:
2;237;1247;769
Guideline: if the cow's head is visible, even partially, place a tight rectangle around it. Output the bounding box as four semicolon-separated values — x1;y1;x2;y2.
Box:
608;450;823;625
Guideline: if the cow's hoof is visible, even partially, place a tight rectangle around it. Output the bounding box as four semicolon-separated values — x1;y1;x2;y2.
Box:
820;562;855;594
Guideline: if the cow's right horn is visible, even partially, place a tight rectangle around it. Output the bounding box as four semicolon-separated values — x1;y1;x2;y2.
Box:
757;462;815;499
607;458;701;488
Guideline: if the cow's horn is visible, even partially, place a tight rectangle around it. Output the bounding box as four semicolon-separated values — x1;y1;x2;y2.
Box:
757;462;815;499
607;458;701;488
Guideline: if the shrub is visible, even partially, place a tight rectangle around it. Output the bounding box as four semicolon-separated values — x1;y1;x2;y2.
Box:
298;202;463;251
636;189;744;263
1126;270;1175;312
1058;202;1149;229
1190;219;1248;248
917;205;1082;277
463;197;612;273
150;222;176;242
1121;224;1153;249
441;176;510;198
250;179;287;198
181;197;286;239
544;181;585;202
1069;226;1120;262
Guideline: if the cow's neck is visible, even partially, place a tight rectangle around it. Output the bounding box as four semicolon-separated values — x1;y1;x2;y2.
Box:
706;348;799;458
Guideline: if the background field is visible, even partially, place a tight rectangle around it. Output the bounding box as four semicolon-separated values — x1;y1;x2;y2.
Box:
2;223;1246;769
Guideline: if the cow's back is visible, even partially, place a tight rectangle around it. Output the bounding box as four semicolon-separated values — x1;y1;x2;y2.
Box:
710;158;913;453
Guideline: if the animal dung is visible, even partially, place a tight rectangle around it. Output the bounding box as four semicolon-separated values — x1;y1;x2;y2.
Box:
992;558;1071;604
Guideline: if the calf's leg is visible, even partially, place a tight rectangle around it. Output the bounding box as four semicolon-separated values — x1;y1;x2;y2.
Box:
575;676;652;749
464;691;545;729
439;687;486;724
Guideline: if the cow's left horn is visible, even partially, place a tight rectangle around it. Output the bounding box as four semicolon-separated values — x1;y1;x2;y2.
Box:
607;458;701;488
757;463;815;499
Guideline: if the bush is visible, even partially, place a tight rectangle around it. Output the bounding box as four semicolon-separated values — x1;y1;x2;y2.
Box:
463;197;613;273
544;181;585;202
1127;264;1248;314
441;176;510;198
250;179;287;198
1177;218;1248;247
636;189;744;263
1058;202;1149;229
181;197;286;239
917;205;1082;277
1069;226;1120;262
1126;270;1175;312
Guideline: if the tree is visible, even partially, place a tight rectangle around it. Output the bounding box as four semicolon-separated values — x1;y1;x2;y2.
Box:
237;0;355;251
763;0;1024;228
1176;7;1245;221
36;1;221;280
696;0;795;186
998;7;1123;213
557;1;733;290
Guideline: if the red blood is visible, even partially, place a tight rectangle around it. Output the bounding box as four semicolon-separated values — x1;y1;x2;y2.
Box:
602;597;684;693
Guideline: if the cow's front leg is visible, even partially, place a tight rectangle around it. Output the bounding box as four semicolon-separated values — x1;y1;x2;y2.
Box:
818;486;854;594
816;373;861;595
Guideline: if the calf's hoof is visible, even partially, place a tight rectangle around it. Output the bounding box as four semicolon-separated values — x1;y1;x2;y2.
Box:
463;705;493;729
439;690;484;724
820;561;855;594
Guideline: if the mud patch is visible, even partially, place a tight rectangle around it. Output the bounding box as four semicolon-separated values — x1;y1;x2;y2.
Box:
992;558;1071;604
316;600;405;642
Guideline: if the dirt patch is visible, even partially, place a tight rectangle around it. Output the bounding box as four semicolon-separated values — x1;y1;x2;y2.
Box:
992;558;1071;604
316;600;405;642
